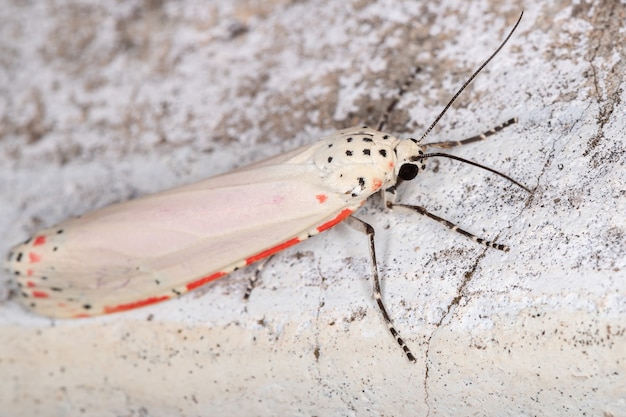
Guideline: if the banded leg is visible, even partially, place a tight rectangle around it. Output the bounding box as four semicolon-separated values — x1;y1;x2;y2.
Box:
376;66;421;131
391;203;509;251
243;255;274;300
424;118;517;149
344;215;417;363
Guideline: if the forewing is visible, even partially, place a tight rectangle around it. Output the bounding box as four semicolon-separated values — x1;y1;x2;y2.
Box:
7;163;360;318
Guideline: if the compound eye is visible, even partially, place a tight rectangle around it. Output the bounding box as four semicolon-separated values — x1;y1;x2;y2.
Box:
398;164;418;181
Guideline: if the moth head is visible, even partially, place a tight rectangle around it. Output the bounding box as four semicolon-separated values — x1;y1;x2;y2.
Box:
394;138;427;182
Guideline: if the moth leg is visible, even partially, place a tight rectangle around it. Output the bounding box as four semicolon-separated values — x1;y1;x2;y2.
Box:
382;182;400;208
243;255;274;300
424;118;517;149
376;66;421;131
344;215;417;363
390;203;509;251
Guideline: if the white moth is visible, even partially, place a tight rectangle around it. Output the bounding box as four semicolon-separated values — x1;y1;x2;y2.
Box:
4;13;527;362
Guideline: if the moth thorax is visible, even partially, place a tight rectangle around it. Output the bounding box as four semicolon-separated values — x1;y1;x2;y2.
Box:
313;130;398;197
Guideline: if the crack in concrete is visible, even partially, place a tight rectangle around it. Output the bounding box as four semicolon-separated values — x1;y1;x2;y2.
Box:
312;261;326;368
582;0;625;167
420;118;543;413
423;247;488;417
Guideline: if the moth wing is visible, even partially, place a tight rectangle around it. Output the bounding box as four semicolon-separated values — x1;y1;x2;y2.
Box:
8;161;361;318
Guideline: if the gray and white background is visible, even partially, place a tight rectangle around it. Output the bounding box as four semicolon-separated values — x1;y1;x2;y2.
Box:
0;0;624;416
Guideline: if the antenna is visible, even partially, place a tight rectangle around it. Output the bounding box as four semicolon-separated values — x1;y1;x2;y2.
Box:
415;152;531;192
419;11;524;143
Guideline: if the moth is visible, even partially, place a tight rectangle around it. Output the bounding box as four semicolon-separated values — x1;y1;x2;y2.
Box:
5;13;527;362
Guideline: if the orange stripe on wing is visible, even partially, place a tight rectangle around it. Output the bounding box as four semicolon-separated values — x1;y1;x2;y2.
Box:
104;295;171;314
186;271;227;291
316;208;353;233
246;237;301;265
246;209;354;267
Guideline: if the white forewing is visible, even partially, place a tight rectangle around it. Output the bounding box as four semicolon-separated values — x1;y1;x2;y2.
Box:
6;127;406;318
8;166;358;318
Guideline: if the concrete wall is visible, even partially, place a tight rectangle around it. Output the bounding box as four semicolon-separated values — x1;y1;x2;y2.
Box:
1;0;624;415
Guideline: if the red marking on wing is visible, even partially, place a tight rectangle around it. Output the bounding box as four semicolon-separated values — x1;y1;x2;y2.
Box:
29;252;42;263
26;281;36;288
373;179;383;190
32;290;49;298
186;271;227;291
104;295;171;314
246;237;301;266
27;269;34;276
33;236;46;246
187;234;305;292
316;208;353;233
316;194;328;204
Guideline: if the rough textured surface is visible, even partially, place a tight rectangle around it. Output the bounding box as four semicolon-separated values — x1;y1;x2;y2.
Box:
1;0;624;416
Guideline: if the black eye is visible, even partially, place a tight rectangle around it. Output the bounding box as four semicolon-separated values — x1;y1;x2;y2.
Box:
398;164;418;180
